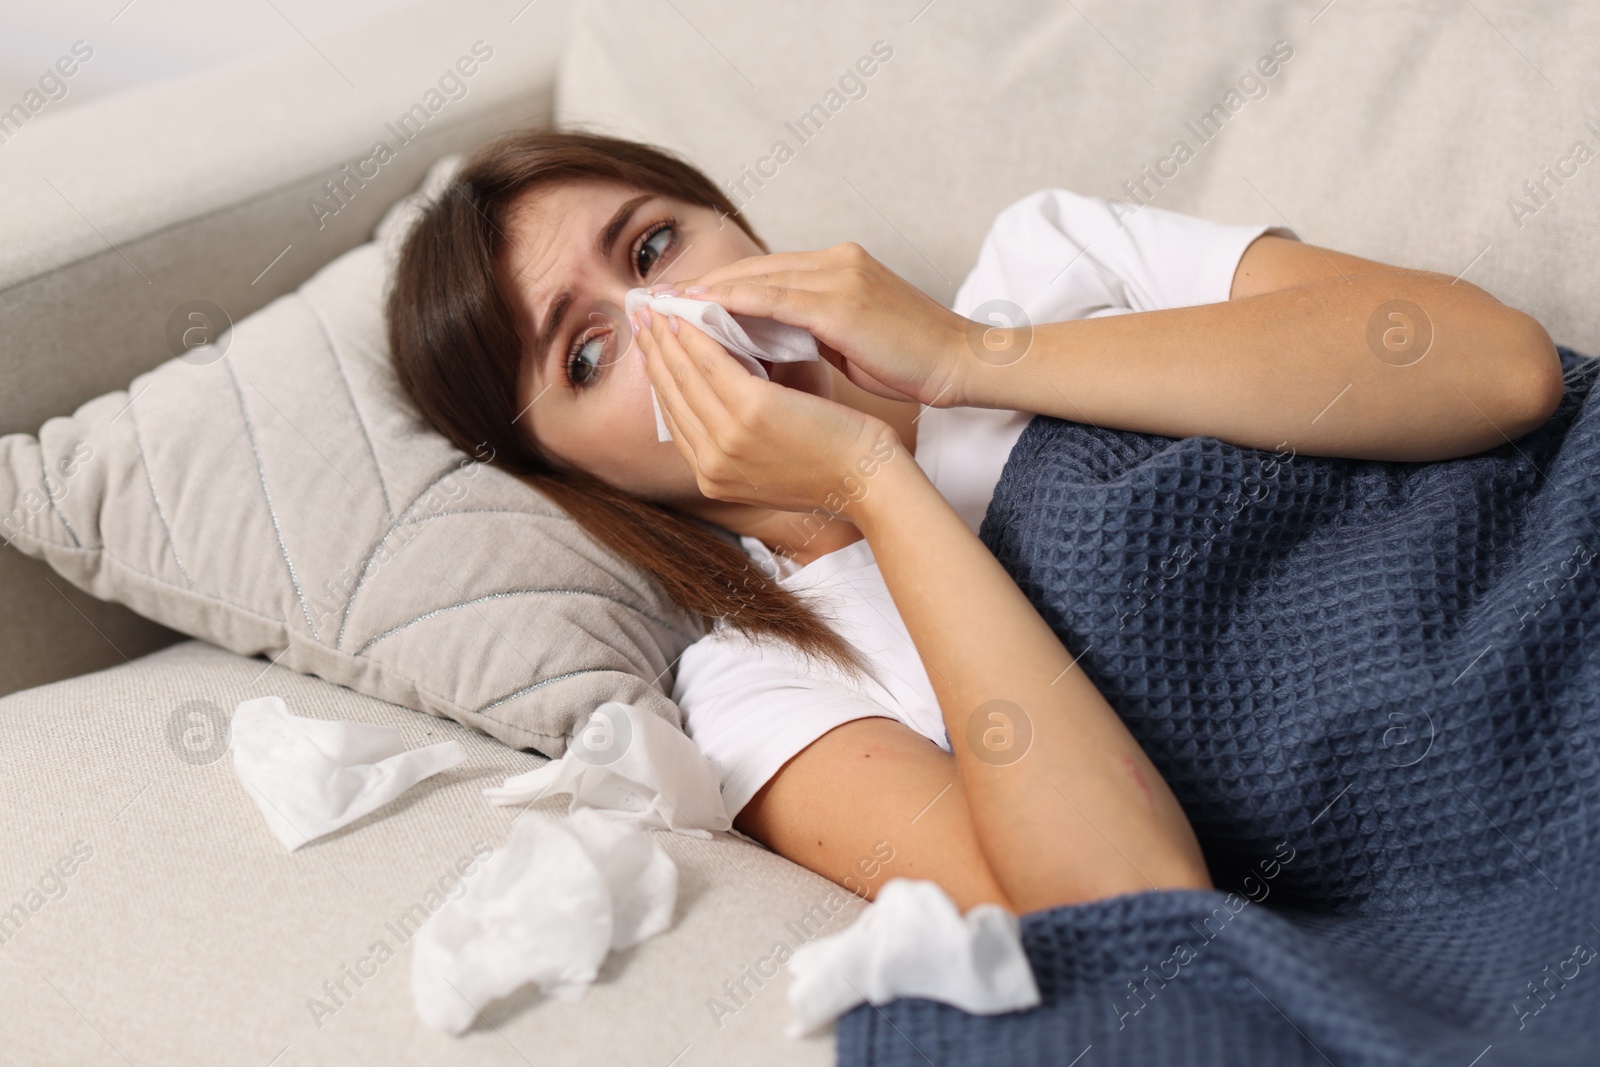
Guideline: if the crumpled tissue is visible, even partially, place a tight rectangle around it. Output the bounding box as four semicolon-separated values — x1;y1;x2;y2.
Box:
624;287;820;442
785;878;1041;1036
482;700;731;837
229;695;467;851
411;807;677;1034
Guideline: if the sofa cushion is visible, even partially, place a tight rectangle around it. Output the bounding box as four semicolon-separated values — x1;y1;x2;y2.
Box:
0;156;704;758
554;0;1600;354
0;641;852;1064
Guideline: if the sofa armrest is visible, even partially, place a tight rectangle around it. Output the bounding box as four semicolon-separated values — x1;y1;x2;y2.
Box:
0;0;574;698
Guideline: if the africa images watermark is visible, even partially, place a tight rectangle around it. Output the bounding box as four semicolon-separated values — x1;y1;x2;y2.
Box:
0;839;95;950
1505;118;1600;231
1512;938;1598;1031
305;839;494;1027
716;39;895;219
312;441;497;638
0;40;95;147
705;839;896;1029
776;435;899;558
1110;39;1295;227
306;40;495;231
1510;538;1595;632
0;440;95;550
1115;441;1297;630
713;433;900;624
965;698;1034;766
1111;838;1297;1030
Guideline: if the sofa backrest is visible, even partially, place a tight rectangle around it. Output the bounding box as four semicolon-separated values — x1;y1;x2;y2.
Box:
557;1;1600;351
0;0;574;697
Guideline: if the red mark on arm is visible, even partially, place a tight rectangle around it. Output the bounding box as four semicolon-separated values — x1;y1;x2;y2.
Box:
1122;756;1155;813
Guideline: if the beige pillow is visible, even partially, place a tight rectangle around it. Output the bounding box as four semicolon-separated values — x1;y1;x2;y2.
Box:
0;155;703;757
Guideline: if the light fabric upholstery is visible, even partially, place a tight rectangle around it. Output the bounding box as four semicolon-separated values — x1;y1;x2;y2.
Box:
0;640;848;1065
6;2;1600;1064
556;1;1600;352
0;0;576;697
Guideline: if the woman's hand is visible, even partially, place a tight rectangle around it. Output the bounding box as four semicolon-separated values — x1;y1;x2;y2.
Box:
661;242;974;408
634;306;898;514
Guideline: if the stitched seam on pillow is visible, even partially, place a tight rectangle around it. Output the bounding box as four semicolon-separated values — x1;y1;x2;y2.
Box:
392;667;571;747
474;667;620;717
387;506;702;640
7;541;589;751
98;547;285;624
3;528;89;552
92;549;570;749
93;549;576;751
225;355;320;641
337;463;460;649
395;507;579;528
299;294;394;521
128;401;195;589
22;543;618;751
36;450;82;549
351;587;703;655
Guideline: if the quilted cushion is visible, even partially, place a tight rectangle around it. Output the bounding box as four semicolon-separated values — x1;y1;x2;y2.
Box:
0;156;704;757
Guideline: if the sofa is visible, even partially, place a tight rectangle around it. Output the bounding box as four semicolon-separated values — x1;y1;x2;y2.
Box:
4;1;1597;1063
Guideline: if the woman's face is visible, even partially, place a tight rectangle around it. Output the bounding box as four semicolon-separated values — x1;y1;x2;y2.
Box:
501;179;830;506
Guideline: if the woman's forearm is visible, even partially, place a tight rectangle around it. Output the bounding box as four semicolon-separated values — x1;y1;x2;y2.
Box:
844;435;1210;912
957;269;1561;462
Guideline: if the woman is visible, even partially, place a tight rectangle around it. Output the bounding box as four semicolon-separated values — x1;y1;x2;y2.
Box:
387;127;1562;918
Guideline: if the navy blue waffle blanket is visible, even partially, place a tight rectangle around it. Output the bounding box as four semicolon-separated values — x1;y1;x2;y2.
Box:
838;345;1600;1067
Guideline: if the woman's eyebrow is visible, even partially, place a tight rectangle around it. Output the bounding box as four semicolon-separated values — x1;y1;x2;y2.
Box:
533;289;575;380
598;193;655;258
532;194;656;382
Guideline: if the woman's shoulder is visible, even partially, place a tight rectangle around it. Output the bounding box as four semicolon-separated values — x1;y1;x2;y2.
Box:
957;184;1293;325
732;532;877;589
953;187;1131;322
678;536;882;666
982;186;1106;231
672;539;890;707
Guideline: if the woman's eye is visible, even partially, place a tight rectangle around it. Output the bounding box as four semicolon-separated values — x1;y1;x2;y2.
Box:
635;223;674;276
566;333;606;387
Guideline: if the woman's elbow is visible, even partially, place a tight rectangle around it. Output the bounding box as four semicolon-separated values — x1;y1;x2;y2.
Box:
1148;853;1214;894
1070;850;1213;906
1499;310;1564;438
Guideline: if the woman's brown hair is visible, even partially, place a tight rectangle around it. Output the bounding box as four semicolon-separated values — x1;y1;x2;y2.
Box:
385;126;868;680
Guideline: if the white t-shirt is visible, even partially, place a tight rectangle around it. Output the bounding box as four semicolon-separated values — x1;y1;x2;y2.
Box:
672;188;1301;818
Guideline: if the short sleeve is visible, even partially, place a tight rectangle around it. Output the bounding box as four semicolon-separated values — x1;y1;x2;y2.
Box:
952;187;1302;323
671;627;903;819
672;537;950;818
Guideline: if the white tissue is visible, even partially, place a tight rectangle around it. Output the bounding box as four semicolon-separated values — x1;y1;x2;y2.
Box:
624;287;820;442
411;807;678;1034
229;695;467;851
482;700;731;837
785;878;1041;1037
